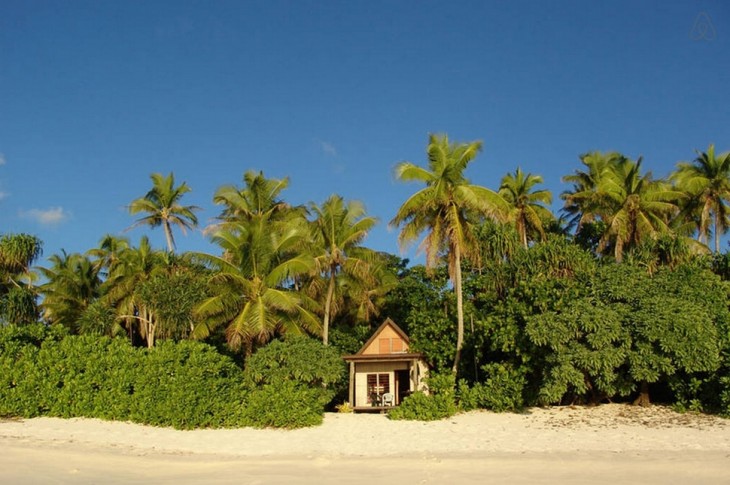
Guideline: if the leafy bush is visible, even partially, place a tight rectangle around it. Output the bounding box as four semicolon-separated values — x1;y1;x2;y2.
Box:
526;298;631;405
424;372;456;396
243;336;346;389
482;259;729;408
125;340;248;428
241;337;346;426
457;363;526;412
243;380;327;428
407;309;455;373
0;327;351;429
387;391;457;421
335;401;354;413
0;325;248;428
389;372;458;421
669;374;712;413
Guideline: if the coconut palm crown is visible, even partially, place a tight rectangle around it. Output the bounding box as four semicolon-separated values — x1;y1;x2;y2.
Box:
499;168;553;247
128;172;200;252
596;157;682;262
672;144;730;252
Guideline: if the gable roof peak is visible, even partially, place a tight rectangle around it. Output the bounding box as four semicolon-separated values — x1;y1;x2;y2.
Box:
356;317;411;355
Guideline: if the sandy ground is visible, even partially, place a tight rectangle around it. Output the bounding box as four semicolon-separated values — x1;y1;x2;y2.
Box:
1;404;729;484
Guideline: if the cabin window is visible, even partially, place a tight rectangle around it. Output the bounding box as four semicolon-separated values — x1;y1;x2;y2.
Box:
378;338;389;353
392;339;404;352
378;338;406;354
366;373;390;404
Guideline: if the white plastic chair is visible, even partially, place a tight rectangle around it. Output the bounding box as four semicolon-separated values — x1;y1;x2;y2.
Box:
381;392;395;406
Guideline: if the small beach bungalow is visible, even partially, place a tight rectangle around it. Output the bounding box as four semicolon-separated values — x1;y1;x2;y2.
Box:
342;318;429;411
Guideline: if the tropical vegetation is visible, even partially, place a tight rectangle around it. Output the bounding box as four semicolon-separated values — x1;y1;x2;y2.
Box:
2;137;730;427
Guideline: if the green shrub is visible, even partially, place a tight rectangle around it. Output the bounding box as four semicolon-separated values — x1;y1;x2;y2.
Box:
243;380;326;428
457;363;526;412
425;372;456;397
387;391;457;421
0;327;352;429
0;325;249;428
456;379;479;411
388;371;458;421
241;336;346;427
243;336;346;388
126;340;248;429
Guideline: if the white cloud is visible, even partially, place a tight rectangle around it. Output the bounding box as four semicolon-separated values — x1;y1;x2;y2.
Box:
320;141;337;157
0;153;6;165
19;207;70;225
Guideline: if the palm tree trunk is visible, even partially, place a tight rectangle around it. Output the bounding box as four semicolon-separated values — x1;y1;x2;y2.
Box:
322;270;336;346
145;308;155;348
519;217;528;248
615;239;624;263
163;221;175;253
715;209;720;253
451;244;464;376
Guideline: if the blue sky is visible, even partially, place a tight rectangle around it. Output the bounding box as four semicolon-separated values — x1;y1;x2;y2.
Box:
1;1;729;266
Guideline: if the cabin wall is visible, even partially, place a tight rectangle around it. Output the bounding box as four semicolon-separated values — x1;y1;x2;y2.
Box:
352;360;428;407
415;360;429;393
353;362;399;407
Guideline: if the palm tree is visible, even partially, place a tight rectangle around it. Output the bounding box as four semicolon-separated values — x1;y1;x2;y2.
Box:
87;234;130;277
102;237;166;346
195;171;319;354
390;134;508;374
194;220;320;356
561;151;621;232
672;144;730;252
212;170;295;228
340;254;398;325
128;172;200;252
498;168;553;248
595;157;682;262
308;194;378;345
207;170;307;264
39;251;103;331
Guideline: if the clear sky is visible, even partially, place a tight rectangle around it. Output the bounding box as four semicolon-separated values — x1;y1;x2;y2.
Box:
1;0;728;266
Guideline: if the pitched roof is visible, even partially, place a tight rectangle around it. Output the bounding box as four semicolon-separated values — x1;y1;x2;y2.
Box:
355;317;410;355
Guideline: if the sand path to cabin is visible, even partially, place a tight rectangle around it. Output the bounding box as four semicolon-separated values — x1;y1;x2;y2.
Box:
1;404;729;484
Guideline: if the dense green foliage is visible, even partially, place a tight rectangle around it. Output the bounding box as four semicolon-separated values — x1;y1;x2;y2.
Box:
4;139;730;425
242;336;346;388
388;373;458;421
0;324;248;428
457;363;526;412
241;336;346;427
0;326;346;429
0;234;42;325
389;234;730;416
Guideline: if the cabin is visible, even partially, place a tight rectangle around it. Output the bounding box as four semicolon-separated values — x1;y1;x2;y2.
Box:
342;318;429;411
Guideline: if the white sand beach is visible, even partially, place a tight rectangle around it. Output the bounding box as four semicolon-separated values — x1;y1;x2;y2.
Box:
2;404;729;484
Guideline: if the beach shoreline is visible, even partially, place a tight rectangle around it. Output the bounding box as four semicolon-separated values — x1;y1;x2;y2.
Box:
2;404;729;484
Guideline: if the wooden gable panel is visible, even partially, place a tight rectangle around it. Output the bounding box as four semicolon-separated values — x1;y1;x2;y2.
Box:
362;322;409;355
